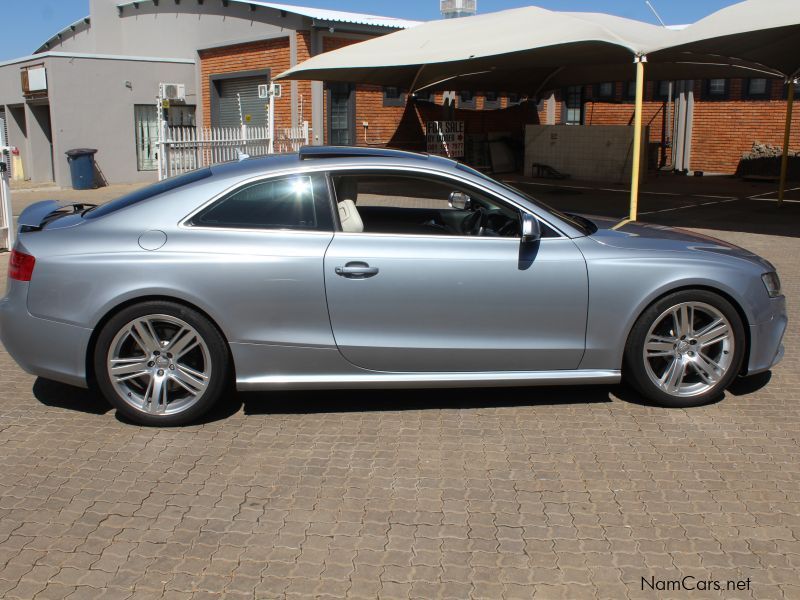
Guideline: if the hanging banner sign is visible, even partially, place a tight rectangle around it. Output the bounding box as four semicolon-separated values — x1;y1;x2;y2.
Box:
426;121;464;158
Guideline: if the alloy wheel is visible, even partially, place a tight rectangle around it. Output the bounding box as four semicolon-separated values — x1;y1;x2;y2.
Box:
642;301;735;398
106;314;212;415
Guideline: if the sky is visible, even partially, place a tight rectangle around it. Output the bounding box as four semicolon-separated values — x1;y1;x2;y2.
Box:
1;0;740;61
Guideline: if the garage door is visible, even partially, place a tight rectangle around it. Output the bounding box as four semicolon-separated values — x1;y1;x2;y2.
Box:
216;76;269;129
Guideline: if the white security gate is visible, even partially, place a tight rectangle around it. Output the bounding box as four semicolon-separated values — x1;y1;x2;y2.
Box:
157;122;309;180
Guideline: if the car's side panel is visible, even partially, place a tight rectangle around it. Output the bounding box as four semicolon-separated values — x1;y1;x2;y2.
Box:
0;276;91;388
324;234;589;372
26;229;336;350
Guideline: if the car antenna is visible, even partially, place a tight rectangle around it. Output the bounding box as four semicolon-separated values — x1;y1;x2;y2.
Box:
645;0;667;27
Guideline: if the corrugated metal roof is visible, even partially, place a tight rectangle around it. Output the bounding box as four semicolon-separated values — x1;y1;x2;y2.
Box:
114;0;421;29
35;16;91;54
246;1;421;29
0;52;194;69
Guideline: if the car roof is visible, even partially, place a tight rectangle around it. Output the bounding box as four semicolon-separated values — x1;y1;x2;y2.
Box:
209;146;458;180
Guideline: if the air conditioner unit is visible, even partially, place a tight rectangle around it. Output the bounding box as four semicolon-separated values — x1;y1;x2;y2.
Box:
21;65;47;96
159;83;186;103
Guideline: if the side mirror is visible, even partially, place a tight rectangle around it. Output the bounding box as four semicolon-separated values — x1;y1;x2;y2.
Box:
448;191;472;210
521;213;541;243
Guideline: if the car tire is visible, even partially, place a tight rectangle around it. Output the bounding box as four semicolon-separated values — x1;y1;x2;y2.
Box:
623;290;746;408
93;301;230;426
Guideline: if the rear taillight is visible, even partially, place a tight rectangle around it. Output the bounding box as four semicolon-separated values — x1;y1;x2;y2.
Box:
9;249;36;282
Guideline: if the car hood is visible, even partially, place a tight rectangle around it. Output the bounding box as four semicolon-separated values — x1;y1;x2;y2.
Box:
578;214;775;271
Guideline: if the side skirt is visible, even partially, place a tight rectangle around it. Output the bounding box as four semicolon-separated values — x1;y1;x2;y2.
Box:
236;370;621;391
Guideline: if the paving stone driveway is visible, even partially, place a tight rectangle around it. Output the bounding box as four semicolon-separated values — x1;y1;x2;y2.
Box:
0;226;798;600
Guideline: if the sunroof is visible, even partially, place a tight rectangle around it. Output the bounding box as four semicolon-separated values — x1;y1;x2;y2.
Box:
298;146;430;160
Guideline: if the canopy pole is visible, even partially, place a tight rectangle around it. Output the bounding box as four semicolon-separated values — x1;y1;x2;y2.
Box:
629;56;646;221
778;79;795;207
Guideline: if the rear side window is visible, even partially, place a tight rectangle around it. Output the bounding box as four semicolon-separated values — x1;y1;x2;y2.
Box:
85;169;212;219
189;174;333;231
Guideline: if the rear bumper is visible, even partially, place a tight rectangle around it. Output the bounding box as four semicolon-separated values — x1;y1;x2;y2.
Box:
0;283;91;388
746;295;787;375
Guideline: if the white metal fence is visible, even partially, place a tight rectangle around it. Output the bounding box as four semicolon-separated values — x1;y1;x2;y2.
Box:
157;122;309;180
0;116;13;251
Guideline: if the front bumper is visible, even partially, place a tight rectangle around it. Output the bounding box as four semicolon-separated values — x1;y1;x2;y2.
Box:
0;282;92;388
746;295;787;375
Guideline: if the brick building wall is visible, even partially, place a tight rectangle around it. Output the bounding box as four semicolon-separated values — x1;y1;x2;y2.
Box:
198;38;293;131
689;79;799;174
581;82;672;169
569;79;798;175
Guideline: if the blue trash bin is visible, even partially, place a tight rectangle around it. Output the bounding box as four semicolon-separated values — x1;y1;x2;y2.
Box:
65;148;97;190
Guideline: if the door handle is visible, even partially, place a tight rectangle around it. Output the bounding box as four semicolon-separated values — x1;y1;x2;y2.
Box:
335;262;379;278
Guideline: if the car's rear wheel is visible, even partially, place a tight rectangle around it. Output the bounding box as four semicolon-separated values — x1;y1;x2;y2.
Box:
624;290;746;407
93;301;230;426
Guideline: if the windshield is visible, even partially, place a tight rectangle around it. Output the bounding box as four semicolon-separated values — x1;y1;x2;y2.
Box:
455;163;594;235
84;169;213;219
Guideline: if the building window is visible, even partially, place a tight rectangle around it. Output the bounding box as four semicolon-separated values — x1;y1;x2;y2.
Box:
655;80;672;100
457;90;476;109
383;86;406;107
704;78;729;99
746;78;770;99
483;91;501;110
563;85;583;125
328;83;355;145
594;82;615;100
134;104;196;172
623;80;637;101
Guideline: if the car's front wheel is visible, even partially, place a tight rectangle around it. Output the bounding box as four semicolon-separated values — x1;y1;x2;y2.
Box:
93;301;230;426
624;290;746;407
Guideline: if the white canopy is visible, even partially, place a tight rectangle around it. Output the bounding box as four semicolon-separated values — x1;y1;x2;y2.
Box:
654;0;800;80
276;1;799;92
276;6;678;93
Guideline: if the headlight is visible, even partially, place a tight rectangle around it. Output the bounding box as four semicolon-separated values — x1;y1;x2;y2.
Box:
762;272;782;298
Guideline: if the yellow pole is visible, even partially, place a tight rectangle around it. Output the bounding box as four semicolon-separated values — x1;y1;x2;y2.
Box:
629;57;646;221
778;79;795;207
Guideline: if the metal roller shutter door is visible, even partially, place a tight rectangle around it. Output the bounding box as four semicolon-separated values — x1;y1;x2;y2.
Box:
218;76;270;129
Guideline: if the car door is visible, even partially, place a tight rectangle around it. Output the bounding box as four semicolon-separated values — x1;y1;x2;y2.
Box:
323;169;588;373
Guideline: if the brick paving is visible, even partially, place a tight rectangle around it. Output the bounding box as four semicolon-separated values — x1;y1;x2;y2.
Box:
1;197;799;598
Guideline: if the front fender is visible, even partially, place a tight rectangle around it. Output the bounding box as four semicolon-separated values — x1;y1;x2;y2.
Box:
576;248;765;371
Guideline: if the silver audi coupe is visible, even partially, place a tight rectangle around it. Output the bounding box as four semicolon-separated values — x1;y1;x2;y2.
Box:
0;147;787;426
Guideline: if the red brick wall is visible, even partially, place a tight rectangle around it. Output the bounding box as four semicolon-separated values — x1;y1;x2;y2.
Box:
689;79;799;174
199;38;292;131
558;82;672;168
567;79;798;174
